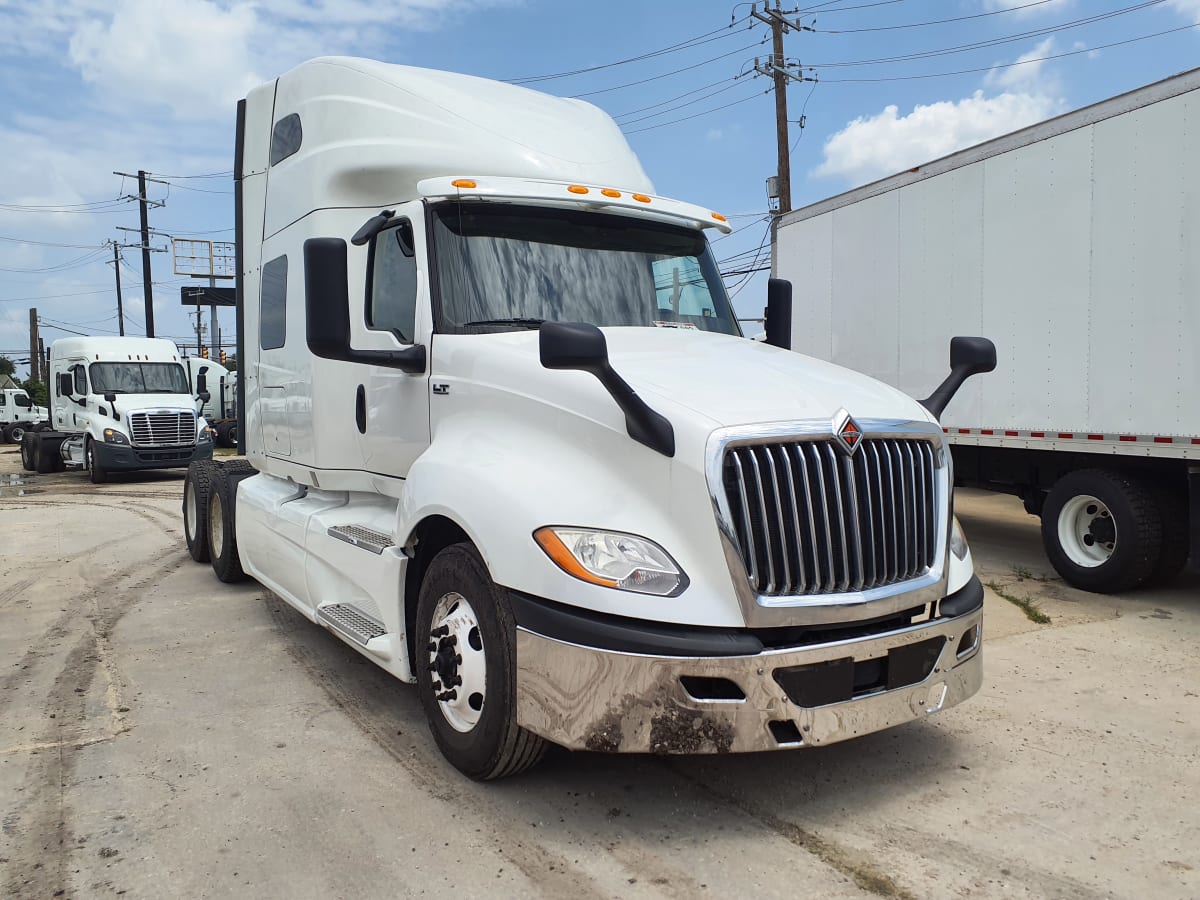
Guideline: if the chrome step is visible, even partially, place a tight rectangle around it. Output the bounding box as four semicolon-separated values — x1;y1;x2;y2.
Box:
327;524;393;554
317;604;387;646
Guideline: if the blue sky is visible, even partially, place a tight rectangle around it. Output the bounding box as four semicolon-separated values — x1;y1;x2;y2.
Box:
2;0;1198;374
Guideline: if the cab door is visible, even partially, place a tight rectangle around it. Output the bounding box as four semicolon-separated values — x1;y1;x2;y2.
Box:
355;202;432;477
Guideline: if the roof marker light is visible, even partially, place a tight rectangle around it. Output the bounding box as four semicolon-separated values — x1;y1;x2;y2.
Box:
601;189;621;198
567;185;589;195
712;212;727;222
632;193;651;203
451;178;477;189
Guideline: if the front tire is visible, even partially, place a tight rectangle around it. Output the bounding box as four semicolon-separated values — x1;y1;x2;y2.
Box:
415;543;546;780
20;433;36;471
85;437;108;484
1041;469;1162;593
184;461;214;562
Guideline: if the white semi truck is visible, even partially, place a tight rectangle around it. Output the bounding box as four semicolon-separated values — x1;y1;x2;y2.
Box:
185;356;239;447
21;336;214;481
0;387;47;443
186;57;996;779
774;67;1199;594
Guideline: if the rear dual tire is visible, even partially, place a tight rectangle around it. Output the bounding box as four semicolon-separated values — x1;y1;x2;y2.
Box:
207;465;256;583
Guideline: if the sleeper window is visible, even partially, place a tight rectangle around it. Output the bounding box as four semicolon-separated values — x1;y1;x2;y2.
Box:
369;222;418;344
260;255;288;350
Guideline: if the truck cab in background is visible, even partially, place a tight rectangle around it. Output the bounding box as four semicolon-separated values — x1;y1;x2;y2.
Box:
22;336;213;481
0;388;47;443
185;356;239;447
186;57;995;779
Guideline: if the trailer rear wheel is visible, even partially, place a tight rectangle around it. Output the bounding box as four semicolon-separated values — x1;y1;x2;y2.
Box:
1041;469;1162;593
415;543;547;780
1146;485;1190;586
183;461;214;563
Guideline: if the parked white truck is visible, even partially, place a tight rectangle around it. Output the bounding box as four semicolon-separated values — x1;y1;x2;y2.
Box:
186;57;996;779
185;356;238;447
774;67;1198;594
21;336;214;481
1;387;47;443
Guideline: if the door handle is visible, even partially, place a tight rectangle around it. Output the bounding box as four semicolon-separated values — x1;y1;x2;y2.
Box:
355;385;366;434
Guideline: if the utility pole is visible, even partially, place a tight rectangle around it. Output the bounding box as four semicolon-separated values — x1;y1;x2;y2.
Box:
109;240;126;336
114;170;168;337
751;2;813;215
39;339;47;386
28;308;39;384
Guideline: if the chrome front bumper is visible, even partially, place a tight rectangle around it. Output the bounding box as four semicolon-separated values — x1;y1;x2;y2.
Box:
515;608;982;754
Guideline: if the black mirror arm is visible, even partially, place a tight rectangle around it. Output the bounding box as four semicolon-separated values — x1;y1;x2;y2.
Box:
920;337;997;419
593;363;675;457
351;210;396;246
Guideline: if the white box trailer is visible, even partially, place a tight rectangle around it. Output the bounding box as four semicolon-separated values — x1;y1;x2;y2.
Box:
774;67;1200;593
182;57;997;780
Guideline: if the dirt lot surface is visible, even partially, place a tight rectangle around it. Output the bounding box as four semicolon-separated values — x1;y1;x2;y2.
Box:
1;445;1197;899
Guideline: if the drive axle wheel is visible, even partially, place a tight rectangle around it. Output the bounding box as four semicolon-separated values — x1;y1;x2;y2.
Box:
183;461;214;562
415;543;546;780
1041;469;1162;593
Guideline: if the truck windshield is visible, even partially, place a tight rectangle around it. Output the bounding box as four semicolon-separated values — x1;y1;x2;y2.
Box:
90;362;189;394
430;202;740;336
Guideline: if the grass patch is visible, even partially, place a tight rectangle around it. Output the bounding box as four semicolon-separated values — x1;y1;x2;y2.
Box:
1012;564;1053;582
987;580;1052;624
213;447;241;458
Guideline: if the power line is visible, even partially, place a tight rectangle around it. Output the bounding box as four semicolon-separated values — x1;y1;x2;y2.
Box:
805;1;1169;69
507;16;752;84
616;77;751;126
625;86;772;134
572;40;768;98
816;0;1078;33
818;20;1200;83
0;235;109;250
146;170;232;179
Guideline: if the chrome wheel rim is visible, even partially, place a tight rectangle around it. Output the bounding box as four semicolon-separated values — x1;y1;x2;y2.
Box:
209;491;224;557
1058;494;1115;567
185;479;198;541
427;591;487;733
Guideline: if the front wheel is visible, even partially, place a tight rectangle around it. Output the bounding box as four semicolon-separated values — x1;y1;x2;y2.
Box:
85;437;108;484
415;543;547;780
7;424;25;444
1041;469;1162;593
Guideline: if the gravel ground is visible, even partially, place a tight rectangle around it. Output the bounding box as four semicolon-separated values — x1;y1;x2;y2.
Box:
1;444;1196;899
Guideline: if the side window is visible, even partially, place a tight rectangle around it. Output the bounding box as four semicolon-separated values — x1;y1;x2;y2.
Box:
260;255;288;350
270;114;302;166
368;221;418;344
73;365;87;395
0;394;5;407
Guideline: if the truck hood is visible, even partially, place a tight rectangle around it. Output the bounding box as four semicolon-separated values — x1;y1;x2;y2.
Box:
106;394;198;414
438;327;933;431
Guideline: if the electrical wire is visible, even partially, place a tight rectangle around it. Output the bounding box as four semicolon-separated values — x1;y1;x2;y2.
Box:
806;1;1169;68
507;16;752;84
817;0;1076;33
0;248;111;274
616;78;751;126
817;20;1199;82
146;170;232;179
0;235;109;250
609;74;737;119
572;39;768;98
625;86;772;134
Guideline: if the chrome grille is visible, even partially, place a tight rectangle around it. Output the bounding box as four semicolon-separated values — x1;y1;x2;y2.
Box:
129;410;196;447
722;438;939;596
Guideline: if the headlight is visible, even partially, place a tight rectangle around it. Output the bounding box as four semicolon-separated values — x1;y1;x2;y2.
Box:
950;516;969;561
198;425;214;442
102;428;129;445
533;527;687;597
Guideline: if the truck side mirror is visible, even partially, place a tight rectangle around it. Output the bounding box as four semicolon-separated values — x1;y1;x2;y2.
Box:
58;373;73;397
196;370;208;398
921;336;997;419
763;278;792;350
539;322;675;457
303;237;426;374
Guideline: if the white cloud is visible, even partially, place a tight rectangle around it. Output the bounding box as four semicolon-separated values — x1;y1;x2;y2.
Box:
985;37;1057;90
69;0;262;120
1166;0;1200;16
982;0;1073;16
814;90;1065;185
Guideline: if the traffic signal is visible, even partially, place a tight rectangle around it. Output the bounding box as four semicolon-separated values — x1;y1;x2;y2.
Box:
219;350;227;365
200;346;209;359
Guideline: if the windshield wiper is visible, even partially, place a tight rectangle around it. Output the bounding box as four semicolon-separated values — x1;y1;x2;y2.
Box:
462;317;546;329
